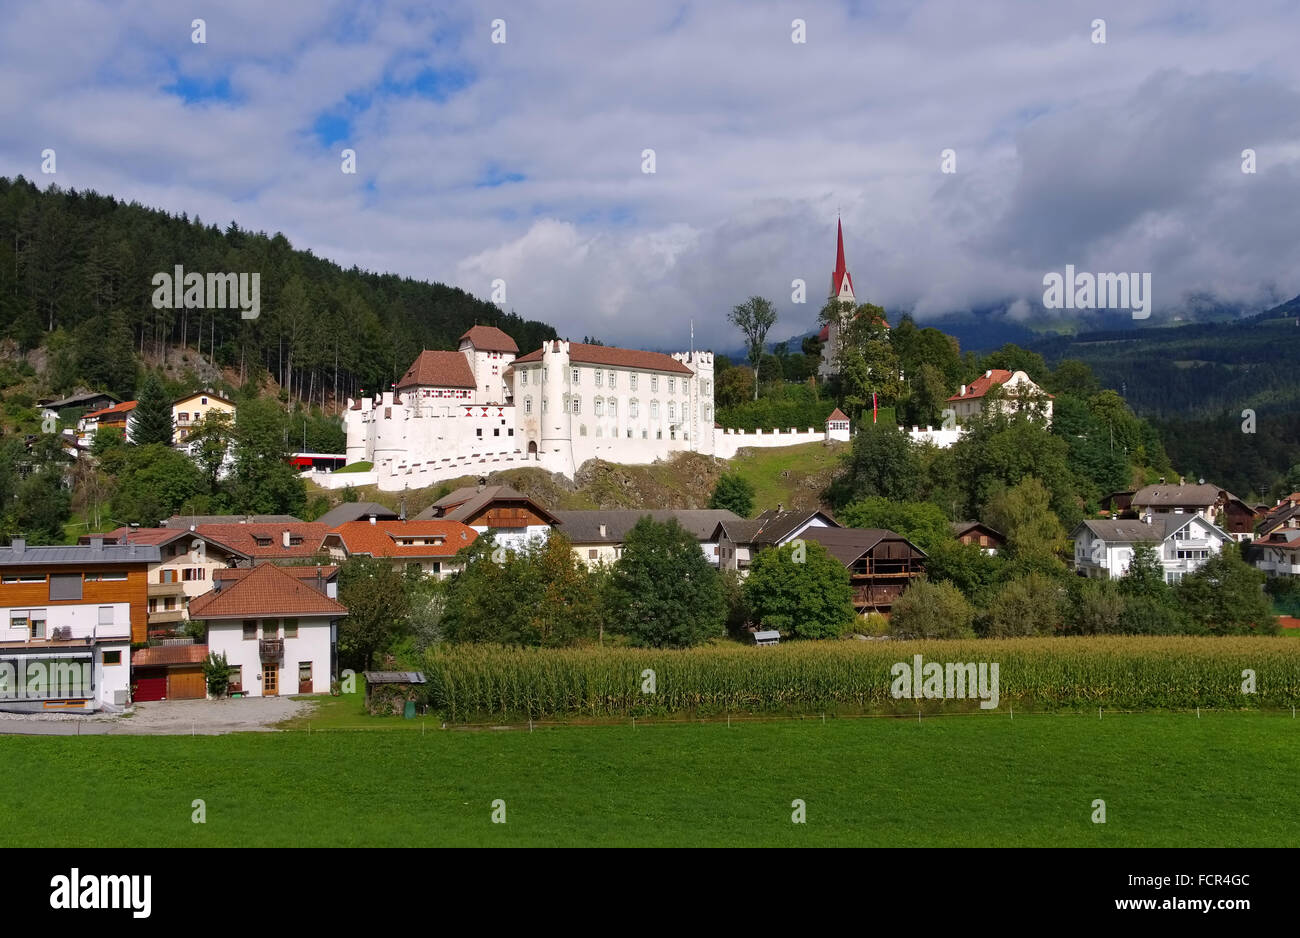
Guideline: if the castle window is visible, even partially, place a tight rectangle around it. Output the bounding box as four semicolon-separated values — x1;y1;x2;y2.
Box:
594;398;604;417
521;370;527;385
524;397;532;415
608;400;617;418
543;367;548;382
651;375;659;392
580;424;587;436
572;368;580;384
650;401;659;419
704;405;711;422
657;430;662;439
608;370;616;387
703;380;710;395
572;397;581;415
595;371;602;387
630;400;639;418
642;429;648;439
543;399;549;414
668;401;676;420
626;428;632;438
596;426;603;437
668;377;675;393
630;373;638;391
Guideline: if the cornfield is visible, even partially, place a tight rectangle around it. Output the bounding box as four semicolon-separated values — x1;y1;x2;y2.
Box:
421;637;1300;721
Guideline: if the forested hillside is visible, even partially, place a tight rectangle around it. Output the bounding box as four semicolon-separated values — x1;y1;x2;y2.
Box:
0;176;557;404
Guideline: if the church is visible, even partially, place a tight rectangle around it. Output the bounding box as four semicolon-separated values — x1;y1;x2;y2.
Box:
816;218;887;381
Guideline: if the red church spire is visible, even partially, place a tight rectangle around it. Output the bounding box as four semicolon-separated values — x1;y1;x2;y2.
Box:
831;217;854;298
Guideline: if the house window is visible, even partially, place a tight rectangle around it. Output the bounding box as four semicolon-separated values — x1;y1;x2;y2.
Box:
589;549;598;559
263;619;279;639
651;375;659;392
630;374;638;391
243;620;257;640
182;568;205;581
49;574;82;601
98;606;113;626
103;651;122;665
284;618;299;639
9;611;28;635
84;571;127;581
2;574;44;584
299;662;312;685
229;665;242;693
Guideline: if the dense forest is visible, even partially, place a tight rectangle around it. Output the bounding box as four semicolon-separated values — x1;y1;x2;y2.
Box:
0;176;557;404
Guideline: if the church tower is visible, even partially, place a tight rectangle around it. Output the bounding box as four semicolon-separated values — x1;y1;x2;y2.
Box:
819;219;856;380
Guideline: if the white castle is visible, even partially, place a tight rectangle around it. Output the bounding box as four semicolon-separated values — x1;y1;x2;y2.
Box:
334;234;859;492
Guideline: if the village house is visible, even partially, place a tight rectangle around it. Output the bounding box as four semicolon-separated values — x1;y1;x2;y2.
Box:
550;509;742;567
322;519;478;578
951;521;1005;554
799;527;927;613
1128;480;1257;542
40;391;120;426
1070;514;1231;584
1245;529;1300;578
77;400;138;445
194;522;331;566
84;527;249;636
714;508;840;573
946;369;1054;426
189;563;345;698
0;538;157;713
172;390;236;444
416;482;559;552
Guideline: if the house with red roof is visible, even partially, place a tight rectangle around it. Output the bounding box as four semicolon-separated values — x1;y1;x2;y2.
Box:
188;563;346;697
78;400;138;444
946;369;1053;426
322;519;479;578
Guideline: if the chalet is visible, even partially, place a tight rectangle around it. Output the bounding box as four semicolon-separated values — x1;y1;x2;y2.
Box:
40;391;120;425
1070;514;1230;584
1128;481;1256;542
714;508;840;573
799;527;926;613
315;502;398;528
0;537;158;712
550;509;741;567
951;521;1005;554
189;564;345;698
416;482;559;551
322;519;478;578
195;522;330;565
947;370;1053;425
172;390;236;444
1245;529;1300;578
78;400;138;444
85;528;249;636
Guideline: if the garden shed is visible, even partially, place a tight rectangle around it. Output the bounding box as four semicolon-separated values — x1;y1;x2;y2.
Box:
362;671;427;715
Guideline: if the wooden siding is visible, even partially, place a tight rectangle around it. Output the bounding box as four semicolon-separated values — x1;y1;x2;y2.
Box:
168;667;207;699
0;565;150;643
468;505;550;528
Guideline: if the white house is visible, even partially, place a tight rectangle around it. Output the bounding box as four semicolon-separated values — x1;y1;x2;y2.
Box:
188;563;345;697
715;508;840;574
947;370;1053;426
1246;529;1300;578
1070;514;1230;584
549;509;742;568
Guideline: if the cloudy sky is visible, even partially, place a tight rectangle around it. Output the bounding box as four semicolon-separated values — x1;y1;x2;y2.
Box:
3;0;1299;351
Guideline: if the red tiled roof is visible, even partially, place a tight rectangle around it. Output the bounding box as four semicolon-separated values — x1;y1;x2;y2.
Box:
195;523;329;560
84;400;138;420
514;342;693;375
132;644;210;667
188;563;347;619
948;369;1014;402
326;520;477;558
817;324;830;342
213;565;338;583
396;351;477;390
826;408;849;422
459;325;519;353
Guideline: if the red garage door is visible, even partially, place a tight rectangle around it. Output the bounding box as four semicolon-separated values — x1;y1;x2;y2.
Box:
134;676;168;702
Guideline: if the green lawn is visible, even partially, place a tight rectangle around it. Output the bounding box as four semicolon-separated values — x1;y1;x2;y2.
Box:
2;712;1296;846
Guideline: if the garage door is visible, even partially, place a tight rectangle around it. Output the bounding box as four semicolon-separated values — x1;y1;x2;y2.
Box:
168;667;207;700
134;675;168;702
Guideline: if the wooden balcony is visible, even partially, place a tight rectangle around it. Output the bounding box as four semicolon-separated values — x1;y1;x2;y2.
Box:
148;609;184;625
148;581;187;598
260;639;284;663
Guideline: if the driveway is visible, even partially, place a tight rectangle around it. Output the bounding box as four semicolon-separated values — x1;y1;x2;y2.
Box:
0;696;315;735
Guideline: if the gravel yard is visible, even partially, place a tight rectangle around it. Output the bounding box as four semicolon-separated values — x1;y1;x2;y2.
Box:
0;696;316;735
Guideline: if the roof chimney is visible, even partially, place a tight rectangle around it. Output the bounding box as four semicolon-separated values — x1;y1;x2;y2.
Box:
985;369;992;378
477;476;486;493
282;529;291;548
369;513;376;525
90;537;103;550
960;384;967;397
11;538;25;554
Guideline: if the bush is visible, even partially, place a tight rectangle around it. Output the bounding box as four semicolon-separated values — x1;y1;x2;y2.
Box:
889;579;975;639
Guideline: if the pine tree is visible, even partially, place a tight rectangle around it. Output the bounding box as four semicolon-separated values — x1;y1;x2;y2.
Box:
132;373;174;446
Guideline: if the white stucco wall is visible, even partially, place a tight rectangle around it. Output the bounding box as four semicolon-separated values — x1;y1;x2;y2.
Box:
206;618;334;696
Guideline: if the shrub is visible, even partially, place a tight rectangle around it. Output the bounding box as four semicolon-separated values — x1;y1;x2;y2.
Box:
983;572;1066;636
203;652;232;698
889;578;975;639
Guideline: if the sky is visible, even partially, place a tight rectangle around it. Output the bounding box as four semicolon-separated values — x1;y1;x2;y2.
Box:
2;0;1299;351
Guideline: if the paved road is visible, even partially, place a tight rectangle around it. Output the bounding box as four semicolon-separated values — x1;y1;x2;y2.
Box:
0;697;313;735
